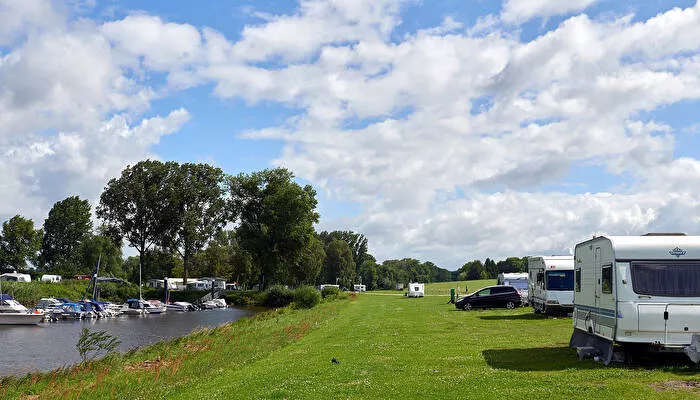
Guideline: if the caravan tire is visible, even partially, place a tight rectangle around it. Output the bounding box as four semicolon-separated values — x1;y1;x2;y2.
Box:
463;303;473;311
506;301;516;310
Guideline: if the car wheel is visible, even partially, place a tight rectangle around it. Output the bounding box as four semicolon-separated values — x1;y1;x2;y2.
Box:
506;301;516;310
463;303;473;311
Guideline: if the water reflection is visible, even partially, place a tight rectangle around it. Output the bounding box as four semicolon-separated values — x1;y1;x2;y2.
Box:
0;307;261;376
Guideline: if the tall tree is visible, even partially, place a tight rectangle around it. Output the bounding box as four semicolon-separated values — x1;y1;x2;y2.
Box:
75;233;124;278
228;168;319;289
41;196;92;273
319;230;369;274
161;163;228;285
97;160;177;296
0;215;42;272
323;239;355;288
295;235;325;285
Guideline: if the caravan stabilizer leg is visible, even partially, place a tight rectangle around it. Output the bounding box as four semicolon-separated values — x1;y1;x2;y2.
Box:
569;329;614;365
683;334;700;364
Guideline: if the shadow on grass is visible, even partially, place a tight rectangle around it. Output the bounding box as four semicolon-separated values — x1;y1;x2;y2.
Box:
482;347;596;371
478;313;553;321
483;347;700;372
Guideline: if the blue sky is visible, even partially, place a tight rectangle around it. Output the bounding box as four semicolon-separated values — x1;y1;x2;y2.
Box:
2;0;700;269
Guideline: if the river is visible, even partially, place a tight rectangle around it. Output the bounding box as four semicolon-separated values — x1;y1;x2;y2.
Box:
0;307;262;377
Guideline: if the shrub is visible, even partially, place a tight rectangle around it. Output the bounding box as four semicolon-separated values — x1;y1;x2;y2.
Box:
323;290;349;302
321;286;341;299
224;290;266;306
265;285;294;307
293;285;321;309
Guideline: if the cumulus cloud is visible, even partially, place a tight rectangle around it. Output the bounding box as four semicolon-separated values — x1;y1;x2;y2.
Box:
4;0;700;269
501;0;599;24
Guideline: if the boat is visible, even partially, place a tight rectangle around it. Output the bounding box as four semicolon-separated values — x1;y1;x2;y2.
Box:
124;299;146;315
0;294;45;325
146;300;167;313
166;301;197;311
59;302;85;319
202;299;227;309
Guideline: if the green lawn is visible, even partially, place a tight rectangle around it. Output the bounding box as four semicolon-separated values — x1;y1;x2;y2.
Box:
3;290;698;399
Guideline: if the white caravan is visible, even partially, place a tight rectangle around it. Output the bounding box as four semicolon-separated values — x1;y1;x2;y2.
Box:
407;283;425;298
528;256;574;314
569;235;700;364
40;274;62;283
353;284;366;292
497;273;529;304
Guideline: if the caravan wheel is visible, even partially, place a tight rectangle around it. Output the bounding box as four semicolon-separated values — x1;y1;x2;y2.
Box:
463;303;473;311
506;301;516;310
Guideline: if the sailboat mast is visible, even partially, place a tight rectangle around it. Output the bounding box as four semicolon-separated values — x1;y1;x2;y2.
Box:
92;254;101;300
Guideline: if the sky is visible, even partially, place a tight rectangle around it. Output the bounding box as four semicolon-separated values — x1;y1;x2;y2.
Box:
2;0;700;270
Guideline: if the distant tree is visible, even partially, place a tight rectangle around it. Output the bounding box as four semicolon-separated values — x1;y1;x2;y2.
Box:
319;230;368;274
323;239;354;287
122;248;182;283
484;258;498;278
75;234;124;278
460;260;485;280
97;160;177;293
228;168;319;289
41;196;92;273
295;235;325;285
359;256;379;290
191;230;233;279
0;215;42;272
496;257;526;274
161;163;228;285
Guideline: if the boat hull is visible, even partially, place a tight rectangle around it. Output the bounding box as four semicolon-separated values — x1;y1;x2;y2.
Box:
0;313;44;325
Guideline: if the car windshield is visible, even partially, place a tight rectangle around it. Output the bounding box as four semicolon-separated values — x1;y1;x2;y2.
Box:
546;270;574;291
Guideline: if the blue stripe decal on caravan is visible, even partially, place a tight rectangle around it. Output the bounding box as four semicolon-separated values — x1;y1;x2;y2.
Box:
575;304;617;318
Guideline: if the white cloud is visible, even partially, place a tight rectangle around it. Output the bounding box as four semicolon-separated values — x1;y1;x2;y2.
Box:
501;0;599;24
4;0;700;269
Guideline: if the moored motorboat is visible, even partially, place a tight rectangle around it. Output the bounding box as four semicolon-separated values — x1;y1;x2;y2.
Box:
146;300;167;313
202;298;227;309
123;299;146;315
0;294;45;325
166;301;196;311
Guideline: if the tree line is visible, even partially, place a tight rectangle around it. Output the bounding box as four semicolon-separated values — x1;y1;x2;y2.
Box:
0;160;529;290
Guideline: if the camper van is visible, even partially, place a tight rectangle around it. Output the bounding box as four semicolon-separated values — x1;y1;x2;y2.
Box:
353;284;366;292
407;283;425;298
497;272;529;304
41;274;62;283
528;256;574;314
0;273;31;282
569;235;700;364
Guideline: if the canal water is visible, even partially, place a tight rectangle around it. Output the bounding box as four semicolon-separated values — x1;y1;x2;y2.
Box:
0;307;261;377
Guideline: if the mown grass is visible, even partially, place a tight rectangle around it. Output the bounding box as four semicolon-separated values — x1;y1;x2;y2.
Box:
2;284;699;399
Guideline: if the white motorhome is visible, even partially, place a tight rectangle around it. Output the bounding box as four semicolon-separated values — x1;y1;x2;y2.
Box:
353;284;366;292
497;272;529;304
528;256;574;314
0;273;31;282
40;274;62;283
569;235;700;364
407;283;425;298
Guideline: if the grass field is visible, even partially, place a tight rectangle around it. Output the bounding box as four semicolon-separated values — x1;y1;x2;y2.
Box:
2;284;699;399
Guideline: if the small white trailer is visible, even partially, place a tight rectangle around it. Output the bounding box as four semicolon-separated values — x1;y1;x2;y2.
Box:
40;274;62;283
497;272;529;304
528;256;574;314
407;283;425;298
569;234;700;364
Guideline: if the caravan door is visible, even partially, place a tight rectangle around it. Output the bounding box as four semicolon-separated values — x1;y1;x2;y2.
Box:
594;246;616;339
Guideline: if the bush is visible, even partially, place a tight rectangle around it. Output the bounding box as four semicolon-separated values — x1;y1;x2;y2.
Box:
224;290;266;306
265;285;294;307
293;286;321;309
321;286;341;299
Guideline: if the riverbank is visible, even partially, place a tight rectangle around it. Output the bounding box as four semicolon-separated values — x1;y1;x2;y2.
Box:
3;288;699;399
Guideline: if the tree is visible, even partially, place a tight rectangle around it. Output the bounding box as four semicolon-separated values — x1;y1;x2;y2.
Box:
75;233;124;278
191;230;233;279
460;260;485;280
41;196;92;273
295;235;325;285
0;215;42;272
319;230;369;275
228;168;319;289
97;160;177;296
485;258;498;278
323;239;355;287
161;163;228;285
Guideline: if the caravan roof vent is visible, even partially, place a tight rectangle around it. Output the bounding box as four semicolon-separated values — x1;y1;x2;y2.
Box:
642;233;687;236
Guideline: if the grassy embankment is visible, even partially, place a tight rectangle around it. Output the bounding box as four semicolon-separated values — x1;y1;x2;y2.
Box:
3;282;699;399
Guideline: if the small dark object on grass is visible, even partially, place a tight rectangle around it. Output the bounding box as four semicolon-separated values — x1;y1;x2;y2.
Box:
332;358;340;364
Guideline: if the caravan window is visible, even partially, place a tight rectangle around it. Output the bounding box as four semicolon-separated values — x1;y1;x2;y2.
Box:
536;272;544;285
546;270;574;291
602;265;612;294
575;269;581;292
631;261;700;297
